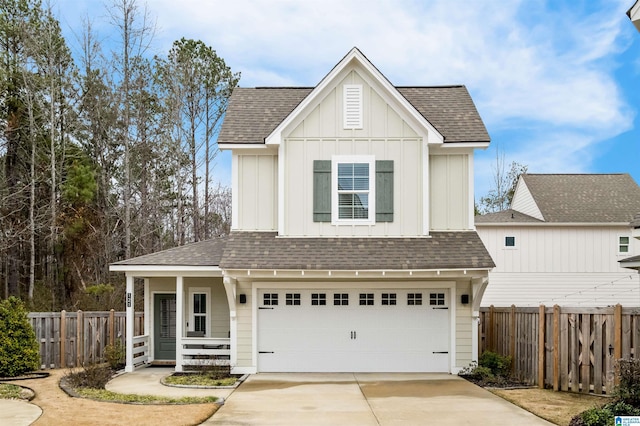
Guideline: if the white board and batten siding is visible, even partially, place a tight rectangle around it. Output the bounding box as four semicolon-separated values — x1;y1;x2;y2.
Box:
478;225;640;307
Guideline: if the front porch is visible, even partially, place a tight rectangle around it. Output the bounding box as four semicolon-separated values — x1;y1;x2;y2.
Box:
117;271;238;373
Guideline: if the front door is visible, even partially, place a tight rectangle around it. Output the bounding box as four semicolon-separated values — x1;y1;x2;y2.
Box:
154;293;176;360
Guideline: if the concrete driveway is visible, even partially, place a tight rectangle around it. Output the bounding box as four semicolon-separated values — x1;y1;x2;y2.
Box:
204;373;553;425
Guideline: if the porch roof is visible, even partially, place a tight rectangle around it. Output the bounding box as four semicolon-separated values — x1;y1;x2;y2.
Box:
111;237;227;266
219;231;495;271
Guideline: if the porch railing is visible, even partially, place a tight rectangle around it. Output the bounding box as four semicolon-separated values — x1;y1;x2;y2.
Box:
132;334;149;366
181;337;231;367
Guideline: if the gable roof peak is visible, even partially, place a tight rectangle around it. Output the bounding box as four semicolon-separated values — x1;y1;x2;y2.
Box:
263;47;445;145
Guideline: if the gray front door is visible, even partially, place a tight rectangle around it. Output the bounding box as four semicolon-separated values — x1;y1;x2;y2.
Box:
154;293;176;360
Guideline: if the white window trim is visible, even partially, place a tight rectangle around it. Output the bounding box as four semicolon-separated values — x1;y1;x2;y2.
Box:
618;235;631;255
331;155;375;225
188;287;211;337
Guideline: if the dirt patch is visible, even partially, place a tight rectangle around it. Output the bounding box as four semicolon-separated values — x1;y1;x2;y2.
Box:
4;370;219;426
491;388;608;426
360;379;483;399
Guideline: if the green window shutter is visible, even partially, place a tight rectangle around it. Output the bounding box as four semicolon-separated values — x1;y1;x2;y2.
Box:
313;160;331;222
376;160;394;222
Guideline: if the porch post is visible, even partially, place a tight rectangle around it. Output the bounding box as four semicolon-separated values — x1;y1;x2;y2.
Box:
175;275;184;372
471;276;489;362
125;274;135;372
223;276;238;368
144;278;151;362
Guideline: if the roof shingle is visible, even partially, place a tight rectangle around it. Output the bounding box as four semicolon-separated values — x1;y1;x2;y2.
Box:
112;238;227;266
219;231;494;270
218;86;490;144
521;174;640;223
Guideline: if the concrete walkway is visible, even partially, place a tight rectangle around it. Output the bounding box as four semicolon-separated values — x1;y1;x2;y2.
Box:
105;366;235;401
0;398;42;426
204;373;555;426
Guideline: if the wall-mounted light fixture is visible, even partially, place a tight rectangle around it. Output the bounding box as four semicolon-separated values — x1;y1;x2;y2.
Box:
239;294;247;304
461;294;469;304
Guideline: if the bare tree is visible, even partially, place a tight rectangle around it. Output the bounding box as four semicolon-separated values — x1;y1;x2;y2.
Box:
477;147;527;214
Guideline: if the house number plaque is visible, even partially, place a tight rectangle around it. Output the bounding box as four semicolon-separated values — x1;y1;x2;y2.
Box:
126;292;131;308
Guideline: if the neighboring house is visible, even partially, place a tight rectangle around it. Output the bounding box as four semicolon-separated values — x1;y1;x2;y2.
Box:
619;213;640;272
629;0;640;32
110;47;495;375
476;174;640;307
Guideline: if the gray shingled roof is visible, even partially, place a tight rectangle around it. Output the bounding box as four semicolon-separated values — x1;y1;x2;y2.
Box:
631;213;640;228
112;238;226;266
521;174;640;223
475;209;543;224
219;231;494;270
218;86;490;144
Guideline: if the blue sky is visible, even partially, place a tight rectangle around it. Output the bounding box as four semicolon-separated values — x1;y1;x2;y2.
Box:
53;0;640;200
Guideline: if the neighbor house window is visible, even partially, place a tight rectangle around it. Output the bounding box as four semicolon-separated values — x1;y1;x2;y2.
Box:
332;156;375;224
505;236;516;247
619;236;630;254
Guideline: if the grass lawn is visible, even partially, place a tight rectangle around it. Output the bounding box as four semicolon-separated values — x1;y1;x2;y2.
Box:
492;388;608;425
163;373;238;387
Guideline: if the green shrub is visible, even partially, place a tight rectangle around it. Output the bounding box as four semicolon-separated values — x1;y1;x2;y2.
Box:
104;340;125;370
0;297;40;377
615;358;640;407
479;351;512;377
570;401;640;426
64;363;113;389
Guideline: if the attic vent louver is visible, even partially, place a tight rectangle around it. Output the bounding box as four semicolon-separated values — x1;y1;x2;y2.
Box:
343;84;363;129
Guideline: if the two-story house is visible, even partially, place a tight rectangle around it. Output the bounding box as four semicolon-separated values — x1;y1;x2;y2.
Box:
110;48;495;375
476;173;640;307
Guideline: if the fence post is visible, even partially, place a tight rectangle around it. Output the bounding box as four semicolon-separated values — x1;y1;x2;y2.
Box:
614;303;622;386
553;304;560;391
60;310;66;369
510;305;516;374
538;305;545;389
76;310;83;367
109;309;115;347
488;305;495;352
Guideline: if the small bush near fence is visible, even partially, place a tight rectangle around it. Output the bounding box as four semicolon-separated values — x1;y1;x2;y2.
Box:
569;358;640;426
0;297;40;377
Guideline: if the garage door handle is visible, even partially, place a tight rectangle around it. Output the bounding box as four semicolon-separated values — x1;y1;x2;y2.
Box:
432;307;449;310
259;351;274;354
259;307;274;310
433;351;449;354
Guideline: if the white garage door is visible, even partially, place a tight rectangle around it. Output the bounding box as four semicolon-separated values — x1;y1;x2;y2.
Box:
257;289;450;372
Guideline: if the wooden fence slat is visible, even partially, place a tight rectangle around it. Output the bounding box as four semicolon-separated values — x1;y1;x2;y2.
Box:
478;304;633;395
27;311;143;370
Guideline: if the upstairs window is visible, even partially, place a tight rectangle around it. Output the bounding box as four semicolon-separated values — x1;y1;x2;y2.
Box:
332;156;375;224
619;236;630;254
338;162;370;220
505;236;516;248
314;158;393;224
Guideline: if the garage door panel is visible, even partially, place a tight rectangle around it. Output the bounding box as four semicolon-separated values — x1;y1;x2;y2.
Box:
258;289;450;373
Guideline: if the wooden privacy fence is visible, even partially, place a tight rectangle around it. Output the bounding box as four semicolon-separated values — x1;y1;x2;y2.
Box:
28;311;144;369
479;305;640;395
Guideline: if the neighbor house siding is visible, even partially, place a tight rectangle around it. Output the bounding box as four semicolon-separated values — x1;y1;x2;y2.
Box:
477;225;640;307
510;181;543;220
429;154;471;231
236;154;278;231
